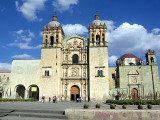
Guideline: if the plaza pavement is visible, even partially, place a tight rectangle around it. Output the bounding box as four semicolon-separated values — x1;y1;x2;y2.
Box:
0;101;160;120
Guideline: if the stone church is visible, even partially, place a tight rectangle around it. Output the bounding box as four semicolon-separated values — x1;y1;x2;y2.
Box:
0;14;160;102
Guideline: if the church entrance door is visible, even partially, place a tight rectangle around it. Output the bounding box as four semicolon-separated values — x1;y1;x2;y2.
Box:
70;86;80;101
132;88;138;100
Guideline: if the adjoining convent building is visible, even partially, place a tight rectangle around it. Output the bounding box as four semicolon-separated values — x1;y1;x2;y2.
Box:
0;14;160;102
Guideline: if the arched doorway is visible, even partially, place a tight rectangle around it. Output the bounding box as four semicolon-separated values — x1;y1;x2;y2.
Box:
132;88;138;100
16;85;25;99
70;86;80;101
29;85;39;100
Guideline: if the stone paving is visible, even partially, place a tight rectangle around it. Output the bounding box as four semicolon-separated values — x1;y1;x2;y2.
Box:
0;101;160;120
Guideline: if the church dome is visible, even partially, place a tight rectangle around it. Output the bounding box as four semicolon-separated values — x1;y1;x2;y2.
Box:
91;14;105;26
120;53;137;61
47;15;60;27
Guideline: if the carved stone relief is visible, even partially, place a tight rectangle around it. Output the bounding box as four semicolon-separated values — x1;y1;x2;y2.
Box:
71;68;79;77
128;70;139;84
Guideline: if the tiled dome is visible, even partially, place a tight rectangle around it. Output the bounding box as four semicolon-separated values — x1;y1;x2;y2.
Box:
47;15;60;27
120;53;137;61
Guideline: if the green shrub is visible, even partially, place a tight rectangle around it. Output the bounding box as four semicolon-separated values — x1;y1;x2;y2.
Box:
110;104;116;109
106;99;160;105
147;104;152;109
138;104;143;109
83;104;89;109
95;103;100;108
122;104;127;109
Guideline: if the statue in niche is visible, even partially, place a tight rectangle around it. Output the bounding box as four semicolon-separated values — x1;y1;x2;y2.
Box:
65;55;68;61
72;68;79;76
73;40;78;49
83;54;86;61
130;76;137;84
65;71;68;77
79;42;83;48
68;43;72;48
83;71;86;77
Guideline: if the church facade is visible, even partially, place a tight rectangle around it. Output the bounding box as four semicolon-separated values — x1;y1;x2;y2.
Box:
0;14;160;102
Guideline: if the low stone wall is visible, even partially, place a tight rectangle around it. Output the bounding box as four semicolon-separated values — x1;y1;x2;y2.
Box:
65;109;160;120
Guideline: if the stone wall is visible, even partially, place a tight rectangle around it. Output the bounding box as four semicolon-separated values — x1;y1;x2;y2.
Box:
65;109;160;120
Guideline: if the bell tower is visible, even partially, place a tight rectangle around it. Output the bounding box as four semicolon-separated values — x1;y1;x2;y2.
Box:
42;15;64;48
89;14;109;102
89;14;107;47
146;49;157;65
40;15;64;101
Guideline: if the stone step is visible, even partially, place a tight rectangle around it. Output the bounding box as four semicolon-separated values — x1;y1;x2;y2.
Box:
0;109;15;117
8;112;68;119
14;109;64;114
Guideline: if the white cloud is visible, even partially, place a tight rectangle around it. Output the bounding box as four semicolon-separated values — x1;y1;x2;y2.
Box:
52;0;79;12
12;54;34;59
103;20;115;32
39;31;43;36
15;0;47;21
0;63;11;71
108;55;118;64
63;24;88;37
9;29;41;49
152;28;160;34
107;22;160;56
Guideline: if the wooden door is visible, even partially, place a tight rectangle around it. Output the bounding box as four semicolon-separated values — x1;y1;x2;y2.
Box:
132;88;138;100
70;86;79;101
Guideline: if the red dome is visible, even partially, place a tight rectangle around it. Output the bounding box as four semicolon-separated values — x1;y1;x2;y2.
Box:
120;53;137;61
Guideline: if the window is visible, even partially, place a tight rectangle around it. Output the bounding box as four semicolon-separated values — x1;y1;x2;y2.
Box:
92;34;94;43
45;70;49;76
72;54;79;64
45;39;47;46
102;34;105;43
112;73;115;79
96;35;100;45
97;70;103;77
150;57;154;63
56;35;58;43
129;63;134;66
50;36;54;45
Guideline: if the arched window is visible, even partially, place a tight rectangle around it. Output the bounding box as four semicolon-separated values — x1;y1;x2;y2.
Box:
92;34;94;43
96;35;100;45
97;70;103;77
45;70;49;76
72;54;79;64
56;35;58;43
150;57;154;63
102;34;105;43
50;36;54;45
45;39;47;46
46;35;48;38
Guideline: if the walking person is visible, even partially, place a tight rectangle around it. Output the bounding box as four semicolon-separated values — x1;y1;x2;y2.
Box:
42;96;43;103
43;96;45;103
49;97;51;103
53;96;55;103
55;96;57;103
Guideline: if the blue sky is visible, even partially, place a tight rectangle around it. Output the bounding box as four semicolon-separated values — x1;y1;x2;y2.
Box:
0;0;160;72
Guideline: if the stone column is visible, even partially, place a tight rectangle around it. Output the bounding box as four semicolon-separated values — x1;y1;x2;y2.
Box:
24;90;28;99
94;33;96;46
100;32;103;46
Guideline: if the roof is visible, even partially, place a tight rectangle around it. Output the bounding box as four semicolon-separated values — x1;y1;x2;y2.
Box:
0;71;11;73
120;53;137;61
